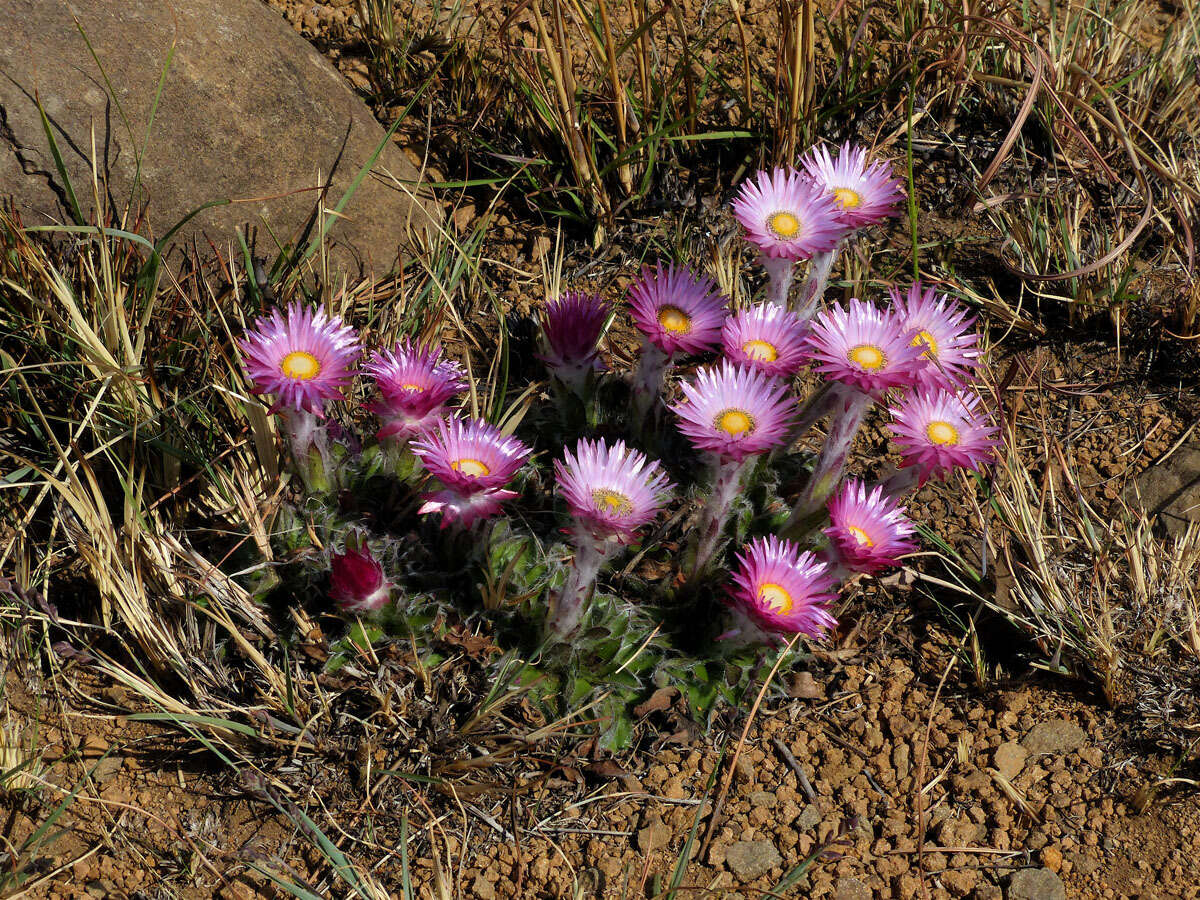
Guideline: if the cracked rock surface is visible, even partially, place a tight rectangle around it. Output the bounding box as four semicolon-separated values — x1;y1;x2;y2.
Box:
0;0;436;273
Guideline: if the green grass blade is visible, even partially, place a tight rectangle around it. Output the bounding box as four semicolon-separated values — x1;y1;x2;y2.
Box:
34;99;84;226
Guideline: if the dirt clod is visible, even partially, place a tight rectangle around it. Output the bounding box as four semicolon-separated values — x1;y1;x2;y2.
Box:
994;741;1028;779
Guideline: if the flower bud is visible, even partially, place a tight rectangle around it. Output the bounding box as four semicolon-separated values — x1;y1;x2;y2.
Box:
330;546;389;613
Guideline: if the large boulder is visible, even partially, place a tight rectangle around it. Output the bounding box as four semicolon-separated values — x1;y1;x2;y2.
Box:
0;0;437;273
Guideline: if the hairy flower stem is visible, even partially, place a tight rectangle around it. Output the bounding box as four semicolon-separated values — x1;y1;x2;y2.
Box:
878;465;919;498
689;456;750;580
280;408;332;494
794;240;843;321
548;538;617;639
785;386;872;533
763;255;795;308
630;340;670;434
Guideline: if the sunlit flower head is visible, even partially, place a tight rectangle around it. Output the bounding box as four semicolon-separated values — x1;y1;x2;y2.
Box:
825;479;917;575
888;389;999;482
537;291;610;382
555;438;673;545
889;282;980;392
803;298;924;395
239;302;359;414
410;417;531;494
721;304;809;378
728;535;839;638
731;167;845;260
800;142;904;229
673;360;796;461
627;262;727;356
364;339;467;442
330;545;390;614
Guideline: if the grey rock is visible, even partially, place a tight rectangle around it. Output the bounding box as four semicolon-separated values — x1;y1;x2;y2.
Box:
1127;445;1200;537
725;840;782;882
1007;867;1066;900
0;0;437;274
834;876;872;900
747;790;777;809
994;741;1028;779
794;803;821;831
1022;719;1087;756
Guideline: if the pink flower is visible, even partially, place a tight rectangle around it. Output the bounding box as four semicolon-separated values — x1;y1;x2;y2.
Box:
238;302;359;414
731;167;845;260
728;535;839;638
825;479;917;575
803;298;924;395
555;438;672;545
888;389;1000;482
800;142;904;228
537;292;610;385
889;282;980;392
330;545;390;613
410;418;532;527
364;339;467;442
673;360;796;461
627;262;727;356
721;303;809;378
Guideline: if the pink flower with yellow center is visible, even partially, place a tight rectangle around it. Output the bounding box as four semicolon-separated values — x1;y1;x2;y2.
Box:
627;262;727;356
721;303;809;378
803;298;924;395
410;418;532;528
555;438;672;545
238;302;359;414
800;142;904;229
890;282;980;392
728;535;839;638
824;479;917;574
888;389;999;482
731;167;846;260
672;360;796;462
364;339;467;442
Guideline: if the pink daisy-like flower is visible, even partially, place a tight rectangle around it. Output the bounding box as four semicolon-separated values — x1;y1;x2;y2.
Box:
537;292;610;384
410;417;531;494
364;339;467;442
804;298;924;395
330;545;390;614
673;360;796;461
555;438;672;545
238;302;359;414
730;167;845;260
418;486;519;530
825;479;917;575
728;535;839;638
890;283;980;392
800;142;904;229
721;303;809;378
627;262;727;356
888;389;1000;482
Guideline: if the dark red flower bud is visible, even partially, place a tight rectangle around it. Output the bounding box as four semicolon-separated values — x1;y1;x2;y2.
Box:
330;546;389;613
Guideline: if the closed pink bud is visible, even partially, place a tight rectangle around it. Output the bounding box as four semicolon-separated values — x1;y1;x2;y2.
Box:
330;547;390;613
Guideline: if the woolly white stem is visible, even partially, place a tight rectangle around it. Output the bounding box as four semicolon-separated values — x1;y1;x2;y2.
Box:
794;240;843;320
690;456;750;579
877;465;920;498
631;340;670;430
548;538;617;640
280;407;332;494
763;255;795;308
786;386;872;531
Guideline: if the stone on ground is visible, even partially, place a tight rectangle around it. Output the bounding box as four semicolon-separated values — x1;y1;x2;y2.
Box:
0;0;437;273
1127;444;1200;537
1007;866;1067;900
725;840;782;881
1022;719;1086;756
993;741;1028;779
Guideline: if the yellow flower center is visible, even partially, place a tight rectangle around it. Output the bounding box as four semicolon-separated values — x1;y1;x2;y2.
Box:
849;344;886;370
742;339;778;362
927;421;960;446
657;305;692;334
911;329;939;360
847;525;875;547
716;408;755;436
280;350;321;380
400;382;424;391
451;457;490;477
767;211;801;239
758;582;793;614
833;187;863;209
592;489;633;516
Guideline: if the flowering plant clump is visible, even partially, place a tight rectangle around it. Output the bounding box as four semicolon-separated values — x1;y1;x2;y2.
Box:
236;141;998;746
